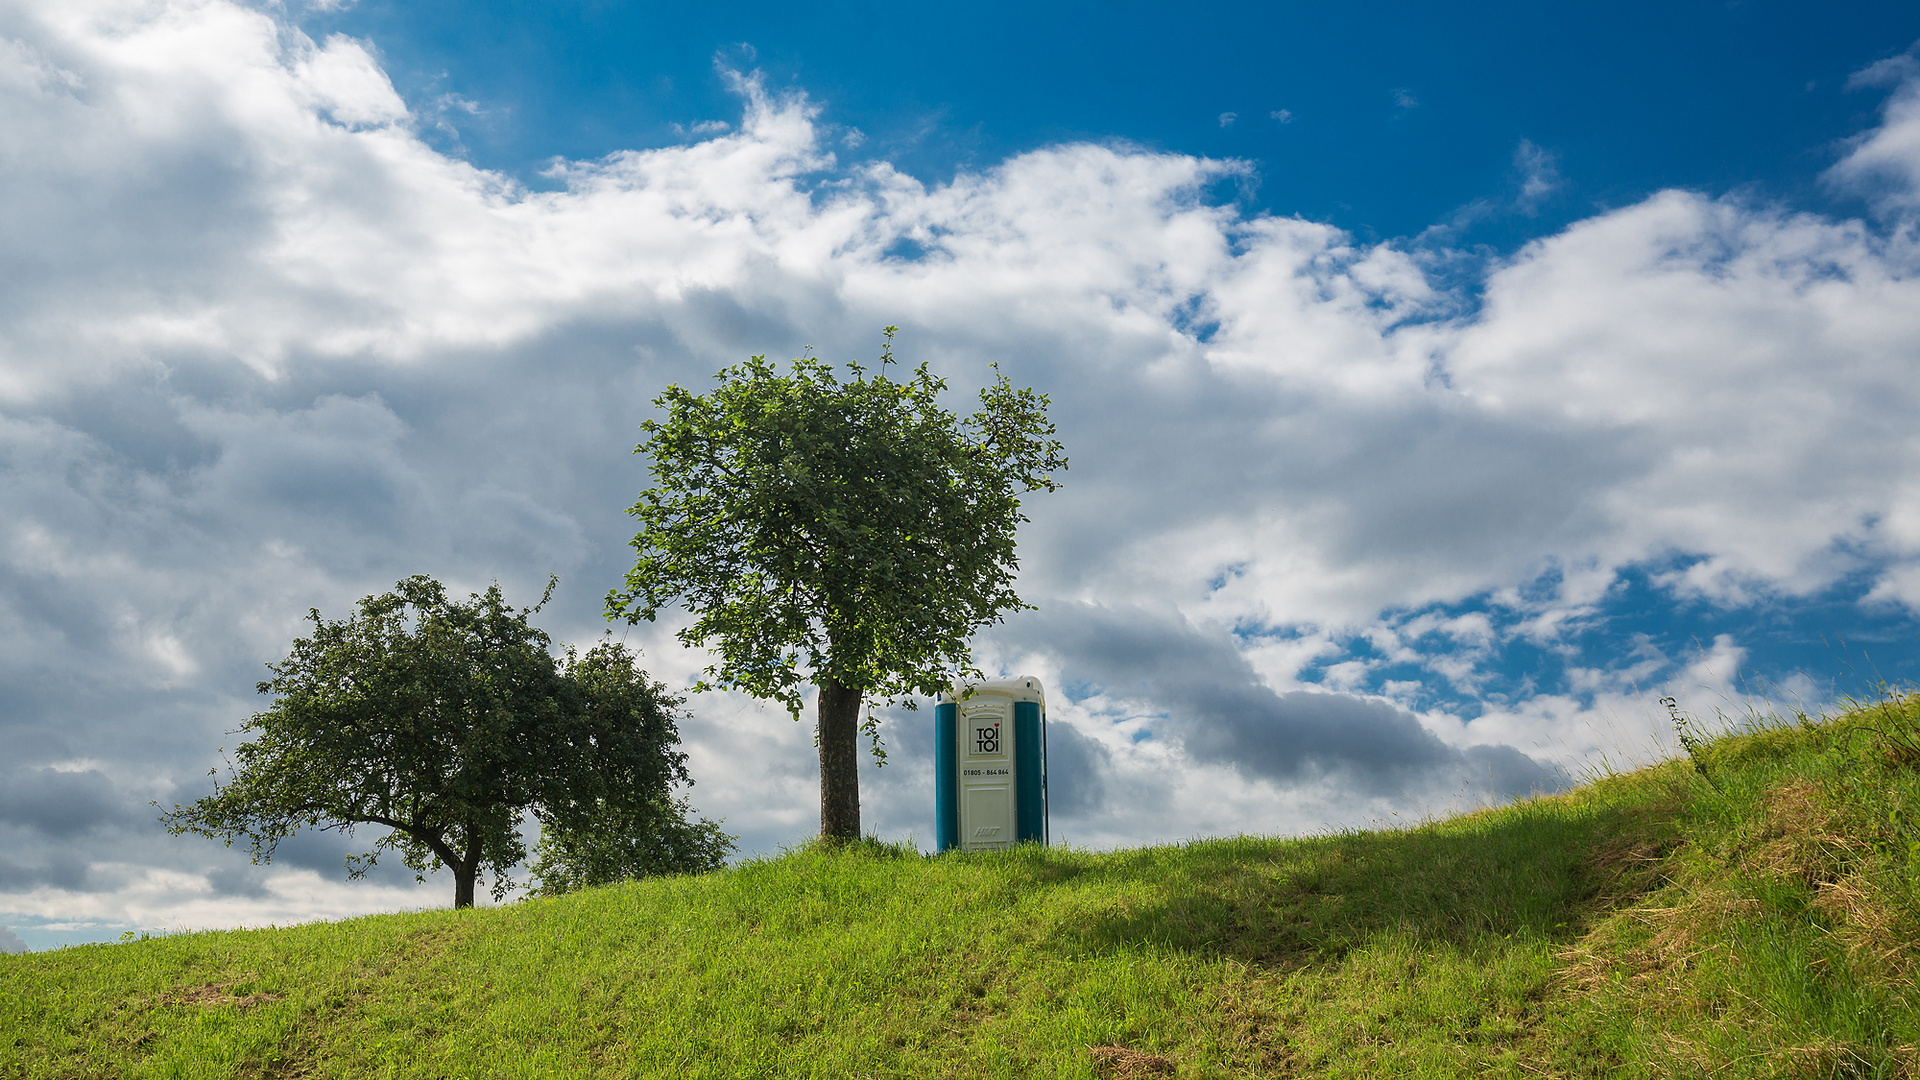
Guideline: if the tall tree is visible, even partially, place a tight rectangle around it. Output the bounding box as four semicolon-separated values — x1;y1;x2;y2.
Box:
162;575;727;907
608;329;1067;842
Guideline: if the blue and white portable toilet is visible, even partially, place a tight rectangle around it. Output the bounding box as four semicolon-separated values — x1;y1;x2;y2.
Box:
934;676;1048;852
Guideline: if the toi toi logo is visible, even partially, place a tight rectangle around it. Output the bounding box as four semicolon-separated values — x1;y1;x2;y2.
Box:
974;724;1000;754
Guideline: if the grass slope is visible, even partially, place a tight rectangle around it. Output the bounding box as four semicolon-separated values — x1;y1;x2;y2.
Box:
6;696;1920;1078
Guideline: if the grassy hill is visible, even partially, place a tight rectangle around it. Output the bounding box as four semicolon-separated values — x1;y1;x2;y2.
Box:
6;696;1919;1079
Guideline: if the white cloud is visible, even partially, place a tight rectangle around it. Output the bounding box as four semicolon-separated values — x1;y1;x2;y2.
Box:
1845;42;1919;91
673;118;732;137
0;0;1917;934
1218;111;1236;127
1832;42;1920;213
1;865;447;933
292;33;408;128
1513;138;1559;210
1447;634;1768;775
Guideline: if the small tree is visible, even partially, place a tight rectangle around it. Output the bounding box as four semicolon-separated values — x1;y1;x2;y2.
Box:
527;641;735;894
162;575;728;907
607;329;1067;842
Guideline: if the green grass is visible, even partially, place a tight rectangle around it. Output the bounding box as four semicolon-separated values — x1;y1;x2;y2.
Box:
7;695;1920;1078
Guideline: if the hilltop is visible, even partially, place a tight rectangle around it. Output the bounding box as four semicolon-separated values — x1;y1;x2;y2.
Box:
5;697;1918;1078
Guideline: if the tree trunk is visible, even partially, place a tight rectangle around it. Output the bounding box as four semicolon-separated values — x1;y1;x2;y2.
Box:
452;831;483;909
817;675;863;843
418;829;478;910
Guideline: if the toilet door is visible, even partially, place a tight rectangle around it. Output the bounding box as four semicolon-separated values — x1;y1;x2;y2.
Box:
957;697;1014;851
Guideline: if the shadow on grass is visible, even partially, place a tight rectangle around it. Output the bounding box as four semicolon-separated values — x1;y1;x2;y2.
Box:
1048;786;1685;970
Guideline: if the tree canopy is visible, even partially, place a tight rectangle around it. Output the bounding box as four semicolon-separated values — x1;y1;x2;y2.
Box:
162;575;729;907
607;329;1067;841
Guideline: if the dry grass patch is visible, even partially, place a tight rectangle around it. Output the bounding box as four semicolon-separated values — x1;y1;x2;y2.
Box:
1753;780;1856;884
1089;1043;1178;1078
162;975;283;1011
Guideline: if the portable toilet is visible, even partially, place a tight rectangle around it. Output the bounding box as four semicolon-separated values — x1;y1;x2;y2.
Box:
934;676;1048;852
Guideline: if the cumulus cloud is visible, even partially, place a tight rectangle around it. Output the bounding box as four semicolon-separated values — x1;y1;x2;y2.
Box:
992;603;1565;801
0;0;1916;935
0;767;137;837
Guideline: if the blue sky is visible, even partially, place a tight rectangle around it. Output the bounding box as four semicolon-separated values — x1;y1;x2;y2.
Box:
2;0;1919;949
312;0;1917;241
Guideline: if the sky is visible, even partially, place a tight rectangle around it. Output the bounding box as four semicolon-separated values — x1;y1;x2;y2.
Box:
2;0;1920;951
